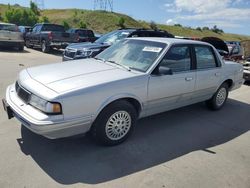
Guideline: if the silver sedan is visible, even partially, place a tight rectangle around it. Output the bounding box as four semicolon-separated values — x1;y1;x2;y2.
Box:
3;38;244;145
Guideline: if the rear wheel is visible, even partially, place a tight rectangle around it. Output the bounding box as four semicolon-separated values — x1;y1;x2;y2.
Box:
25;40;31;48
91;100;137;146
41;40;50;53
206;83;229;110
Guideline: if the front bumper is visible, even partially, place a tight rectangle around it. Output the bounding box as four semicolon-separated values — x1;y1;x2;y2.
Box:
3;85;92;139
243;69;250;81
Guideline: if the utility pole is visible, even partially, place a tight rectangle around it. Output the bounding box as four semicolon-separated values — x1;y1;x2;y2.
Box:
34;0;45;10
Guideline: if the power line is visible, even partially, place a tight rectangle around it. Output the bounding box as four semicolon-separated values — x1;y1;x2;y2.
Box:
94;0;113;12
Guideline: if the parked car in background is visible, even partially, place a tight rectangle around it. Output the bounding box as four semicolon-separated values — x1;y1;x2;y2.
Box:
3;38;244;145
18;26;32;42
63;28;174;61
240;40;250;81
226;44;243;62
0;22;24;51
25;23;79;53
67;28;97;42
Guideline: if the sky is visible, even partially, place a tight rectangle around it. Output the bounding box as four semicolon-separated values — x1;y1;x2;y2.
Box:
1;0;250;35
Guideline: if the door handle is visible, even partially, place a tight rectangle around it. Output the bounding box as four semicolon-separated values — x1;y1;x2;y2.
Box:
215;72;221;77
185;77;193;81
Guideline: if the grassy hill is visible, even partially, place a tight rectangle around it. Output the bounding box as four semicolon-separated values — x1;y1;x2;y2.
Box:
1;3;249;41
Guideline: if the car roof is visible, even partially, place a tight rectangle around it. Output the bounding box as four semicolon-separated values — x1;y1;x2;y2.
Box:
0;22;16;26
128;37;211;46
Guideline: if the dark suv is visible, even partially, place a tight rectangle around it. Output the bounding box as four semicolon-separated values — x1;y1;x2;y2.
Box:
63;28;174;61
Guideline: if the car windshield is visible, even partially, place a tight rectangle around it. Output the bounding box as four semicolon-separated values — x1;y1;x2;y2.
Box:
95;30;133;45
0;24;17;32
96;39;166;72
42;25;65;32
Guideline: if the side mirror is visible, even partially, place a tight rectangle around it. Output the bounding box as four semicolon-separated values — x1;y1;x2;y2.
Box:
29;28;33;32
154;66;173;76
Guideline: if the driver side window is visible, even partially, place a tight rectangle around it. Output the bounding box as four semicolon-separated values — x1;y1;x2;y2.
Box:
159;45;191;73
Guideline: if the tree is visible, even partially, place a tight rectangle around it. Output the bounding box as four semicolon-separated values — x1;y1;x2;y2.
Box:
30;1;40;16
174;24;182;27
118;17;125;28
78;20;87;29
62;20;70;30
150;21;158;30
211;25;224;33
4;6;38;26
196;27;202;31
0;12;3;21
40;16;49;23
202;26;210;30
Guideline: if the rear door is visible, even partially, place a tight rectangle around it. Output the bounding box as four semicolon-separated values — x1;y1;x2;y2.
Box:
147;44;196;116
193;45;222;101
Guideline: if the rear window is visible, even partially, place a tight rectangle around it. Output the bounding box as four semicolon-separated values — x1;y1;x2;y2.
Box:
77;30;94;37
0;24;17;32
41;25;65;32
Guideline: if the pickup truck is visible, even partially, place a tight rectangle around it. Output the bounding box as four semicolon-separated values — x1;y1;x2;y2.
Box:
2;38;244;146
25;23;79;53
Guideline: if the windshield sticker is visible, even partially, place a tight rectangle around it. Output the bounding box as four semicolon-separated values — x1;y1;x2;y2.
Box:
143;46;162;53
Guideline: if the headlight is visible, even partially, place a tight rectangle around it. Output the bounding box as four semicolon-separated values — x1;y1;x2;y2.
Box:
29;94;62;114
76;48;100;58
76;50;92;57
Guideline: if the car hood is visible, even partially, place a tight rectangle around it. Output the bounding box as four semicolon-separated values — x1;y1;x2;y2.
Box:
67;42;110;50
26;58;137;93
201;37;229;54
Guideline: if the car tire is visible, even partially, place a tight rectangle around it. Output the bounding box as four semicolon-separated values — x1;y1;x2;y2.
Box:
91;100;137;146
25;40;31;48
206;82;229;110
41;40;50;53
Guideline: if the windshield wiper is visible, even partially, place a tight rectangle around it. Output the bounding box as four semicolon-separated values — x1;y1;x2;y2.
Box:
106;60;131;71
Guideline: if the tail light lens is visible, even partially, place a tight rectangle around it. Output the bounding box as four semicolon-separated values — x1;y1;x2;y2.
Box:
48;32;53;40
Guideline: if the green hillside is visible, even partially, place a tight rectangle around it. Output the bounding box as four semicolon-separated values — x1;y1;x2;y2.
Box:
1;3;249;41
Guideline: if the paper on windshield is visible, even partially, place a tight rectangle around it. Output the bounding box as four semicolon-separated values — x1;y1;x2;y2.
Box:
142;46;162;53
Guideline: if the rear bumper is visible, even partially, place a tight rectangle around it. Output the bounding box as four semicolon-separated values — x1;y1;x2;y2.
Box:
3;85;93;139
0;40;24;47
49;41;72;49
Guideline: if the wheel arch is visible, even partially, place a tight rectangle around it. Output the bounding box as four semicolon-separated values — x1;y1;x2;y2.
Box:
93;94;143;121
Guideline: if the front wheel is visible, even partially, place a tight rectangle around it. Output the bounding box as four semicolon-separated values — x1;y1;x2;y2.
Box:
91;100;137;146
206;83;229;110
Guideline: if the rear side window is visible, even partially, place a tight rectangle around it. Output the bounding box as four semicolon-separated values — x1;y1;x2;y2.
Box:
41;25;65;32
0;24;17;31
195;46;217;69
159;45;191;73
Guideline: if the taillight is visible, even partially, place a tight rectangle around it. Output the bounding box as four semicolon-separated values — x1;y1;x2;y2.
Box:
15;25;19;32
48;32;53;40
